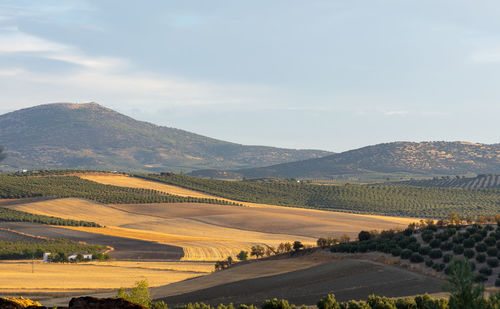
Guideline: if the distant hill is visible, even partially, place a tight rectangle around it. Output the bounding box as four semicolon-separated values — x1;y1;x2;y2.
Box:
0;103;330;172
389;174;500;189
190;142;500;179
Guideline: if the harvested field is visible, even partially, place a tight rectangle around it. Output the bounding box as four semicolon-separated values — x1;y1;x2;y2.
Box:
0;222;183;260
7;198;416;261
0;259;209;291
78;174;218;199
157;253;444;306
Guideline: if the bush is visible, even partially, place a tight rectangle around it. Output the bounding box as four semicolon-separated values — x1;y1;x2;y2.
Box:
463;238;475;248
410;253;424;263
487;258;499;268
496;279;500;287
391;247;401;257
475;243;487;252
419;246;431;256
407;242;420;252
422;231;434;243
443;254;453;263
358;231;371;241
476;253;486;263
316;294;340;309
453;245;464;255
441;242;453;251
479;266;492;276
117;280;151;308
475;274;488;283
429;249;443;259
237;251;248;261
485;237;496;246
429;239;441;248
488;247;498;257
464;249;475;259
401;249;412;259
425;259;434;267
472;233;484;242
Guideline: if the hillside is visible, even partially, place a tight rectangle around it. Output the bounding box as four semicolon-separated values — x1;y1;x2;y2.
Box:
190;141;500;179
0;103;330;172
389;174;500;189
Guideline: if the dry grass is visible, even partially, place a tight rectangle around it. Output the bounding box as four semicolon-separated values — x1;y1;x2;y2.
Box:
0;260;208;291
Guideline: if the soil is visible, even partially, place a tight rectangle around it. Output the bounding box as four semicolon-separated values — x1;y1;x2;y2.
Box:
158;258;444;306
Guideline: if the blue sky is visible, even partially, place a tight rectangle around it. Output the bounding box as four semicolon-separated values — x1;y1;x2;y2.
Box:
0;1;499;152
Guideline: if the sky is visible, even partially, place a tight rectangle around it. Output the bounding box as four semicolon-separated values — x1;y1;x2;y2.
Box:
0;1;499;152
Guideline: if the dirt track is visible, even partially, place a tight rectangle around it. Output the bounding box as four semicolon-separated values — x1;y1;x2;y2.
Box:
0;222;183;260
158;258;444;306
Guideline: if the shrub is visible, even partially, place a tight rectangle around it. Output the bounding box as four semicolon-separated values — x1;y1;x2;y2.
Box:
475;274;488;283
475;243;487;252
410;253;424;263
391;247;401;257
487;258;499;268
472;233;484;242
488;247;498;257
476;253;486;263
403;228;413;236
479;266;492;276
429;249;443;259
316;294;340;309
358;231;371;241
485;237;496;246
443;254;453;263
401;249;412;259
419;246;431;256
117;279;151;308
496;279;500;287
463;238;475;248
441;242;453;251
422;231;434;243
453;245;464;255
237;251;248;261
425;259;434;267
407;242;420;252
429;239;441;248
464;249;475;259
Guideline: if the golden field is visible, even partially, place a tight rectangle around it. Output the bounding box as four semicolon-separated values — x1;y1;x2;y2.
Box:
3;174;419;299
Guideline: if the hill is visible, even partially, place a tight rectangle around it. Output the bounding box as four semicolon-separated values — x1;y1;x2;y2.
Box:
0;103;330;172
389;174;500;189
190;141;500;179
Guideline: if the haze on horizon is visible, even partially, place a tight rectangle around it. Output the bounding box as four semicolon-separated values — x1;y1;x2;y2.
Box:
0;0;499;152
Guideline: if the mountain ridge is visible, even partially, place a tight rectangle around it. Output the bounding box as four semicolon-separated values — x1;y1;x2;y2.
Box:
0;102;331;172
189;141;500;179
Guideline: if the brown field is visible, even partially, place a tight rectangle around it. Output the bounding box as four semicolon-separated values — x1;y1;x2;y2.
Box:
155;251;445;306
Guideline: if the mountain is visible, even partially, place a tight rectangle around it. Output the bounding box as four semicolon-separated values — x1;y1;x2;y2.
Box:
0;103;331;172
189;141;500;179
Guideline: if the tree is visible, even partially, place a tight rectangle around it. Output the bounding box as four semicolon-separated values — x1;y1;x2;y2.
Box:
317;238;329;248
117;279;151;308
293;241;304;252
237;250;248;261
445;260;486;309
251;245;265;258
358;231;371;241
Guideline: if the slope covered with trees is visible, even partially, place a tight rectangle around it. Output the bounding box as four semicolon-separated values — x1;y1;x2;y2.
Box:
191;141;500;179
0;103;329;172
390;174;500;189
138;173;500;218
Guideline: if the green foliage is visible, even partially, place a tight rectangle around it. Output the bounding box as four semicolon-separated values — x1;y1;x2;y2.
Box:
0;239;105;260
445;260;486;309
138;174;500;218
0;206;100;227
236;250;248;261
0;174;239;206
262;298;296;309
317;294;340;309
117;279;151;308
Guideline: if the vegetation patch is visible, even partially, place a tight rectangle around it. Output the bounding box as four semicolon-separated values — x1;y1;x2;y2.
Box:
0;206;100;226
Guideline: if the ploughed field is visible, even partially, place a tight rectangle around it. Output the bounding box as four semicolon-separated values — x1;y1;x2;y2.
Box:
155;251;444;306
